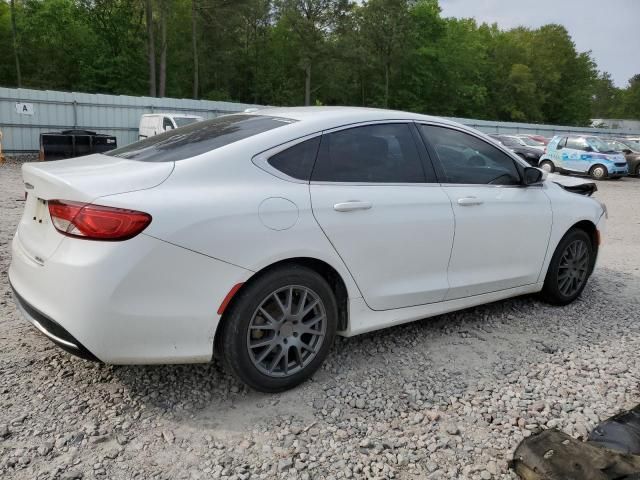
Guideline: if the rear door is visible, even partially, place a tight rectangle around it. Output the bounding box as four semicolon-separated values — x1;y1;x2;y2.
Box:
418;124;552;299
309;122;455;311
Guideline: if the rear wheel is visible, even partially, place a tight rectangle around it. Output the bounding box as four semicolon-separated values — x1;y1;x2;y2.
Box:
540;228;594;306
220;266;337;392
539;160;554;173
589;164;608;180
635;164;640;177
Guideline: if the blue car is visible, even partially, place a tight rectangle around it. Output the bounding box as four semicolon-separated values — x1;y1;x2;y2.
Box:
539;135;629;180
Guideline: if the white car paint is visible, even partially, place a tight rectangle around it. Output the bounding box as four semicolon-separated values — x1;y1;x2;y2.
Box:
9;107;606;365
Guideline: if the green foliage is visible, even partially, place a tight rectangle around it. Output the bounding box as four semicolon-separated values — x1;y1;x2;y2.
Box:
1;0;637;124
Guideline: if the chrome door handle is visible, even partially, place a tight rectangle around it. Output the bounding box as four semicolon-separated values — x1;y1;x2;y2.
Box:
333;201;373;212
457;197;483;206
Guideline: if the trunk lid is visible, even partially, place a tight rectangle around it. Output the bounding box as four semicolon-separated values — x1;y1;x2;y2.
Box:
17;155;173;263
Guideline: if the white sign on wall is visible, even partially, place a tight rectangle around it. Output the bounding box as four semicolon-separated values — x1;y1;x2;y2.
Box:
15;102;34;115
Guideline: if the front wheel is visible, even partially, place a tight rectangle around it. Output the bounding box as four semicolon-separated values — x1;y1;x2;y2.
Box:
539;160;554;173
220;266;337;392
540;228;594;306
589;164;608;180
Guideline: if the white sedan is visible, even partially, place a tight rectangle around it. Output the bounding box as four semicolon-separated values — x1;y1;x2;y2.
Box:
9;107;606;392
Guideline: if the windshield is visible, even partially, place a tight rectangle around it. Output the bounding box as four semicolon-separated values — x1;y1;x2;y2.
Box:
586;137;616;153
174;117;202;127
108;114;295;162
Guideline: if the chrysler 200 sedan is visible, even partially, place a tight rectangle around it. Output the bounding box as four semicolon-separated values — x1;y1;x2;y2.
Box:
9;107;607;392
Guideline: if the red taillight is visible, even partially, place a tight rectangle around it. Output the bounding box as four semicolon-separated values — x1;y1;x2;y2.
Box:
48;200;151;241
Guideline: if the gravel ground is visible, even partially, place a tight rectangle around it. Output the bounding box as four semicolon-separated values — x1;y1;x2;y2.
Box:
1;159;639;480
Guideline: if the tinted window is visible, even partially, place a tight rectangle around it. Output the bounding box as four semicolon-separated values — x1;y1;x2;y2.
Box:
311;123;426;183
108;114;294;162
267;137;321;180
556;137;567;149
494;136;520;147
566;137;589;151
163;117;174;130
419;125;521;185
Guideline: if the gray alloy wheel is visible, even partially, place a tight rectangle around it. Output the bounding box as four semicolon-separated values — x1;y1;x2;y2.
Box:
557;239;590;297
246;285;327;378
590;164;607;180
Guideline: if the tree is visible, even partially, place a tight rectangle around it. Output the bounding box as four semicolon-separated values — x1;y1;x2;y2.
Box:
9;0;20;87
145;0;156;96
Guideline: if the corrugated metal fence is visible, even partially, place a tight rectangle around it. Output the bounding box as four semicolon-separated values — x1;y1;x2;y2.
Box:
0;87;258;152
1;86;639;152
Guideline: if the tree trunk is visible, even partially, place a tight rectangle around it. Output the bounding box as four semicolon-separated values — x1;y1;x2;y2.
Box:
10;0;21;88
159;0;167;98
384;61;390;109
304;63;311;106
191;0;199;99
145;0;156;97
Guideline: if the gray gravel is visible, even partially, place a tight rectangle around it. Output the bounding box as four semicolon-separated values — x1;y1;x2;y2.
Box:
1;159;640;479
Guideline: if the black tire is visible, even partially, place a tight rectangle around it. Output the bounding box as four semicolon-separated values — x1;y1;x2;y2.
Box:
635;164;640;177
589;164;608;180
539;160;554;173
220;265;337;392
540;228;594;306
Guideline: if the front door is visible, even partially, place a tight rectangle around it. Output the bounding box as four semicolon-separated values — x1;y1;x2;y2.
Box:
417;124;553;300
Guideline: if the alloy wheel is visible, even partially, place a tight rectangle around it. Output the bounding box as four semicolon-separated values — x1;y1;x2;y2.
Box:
246;285;327;378
591;166;606;179
557;239;589;297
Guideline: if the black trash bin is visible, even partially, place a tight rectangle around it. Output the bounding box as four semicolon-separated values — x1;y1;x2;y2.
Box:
39;130;117;161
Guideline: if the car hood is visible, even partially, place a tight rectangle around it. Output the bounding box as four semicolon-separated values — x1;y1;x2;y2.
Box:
546;173;597;196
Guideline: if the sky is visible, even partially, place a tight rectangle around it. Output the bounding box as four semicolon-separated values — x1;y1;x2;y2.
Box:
439;0;640;88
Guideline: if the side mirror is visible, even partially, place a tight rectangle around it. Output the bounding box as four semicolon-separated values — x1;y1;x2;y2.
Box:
623;149;632;154
164;125;174;131
524;167;544;185
584;145;593;152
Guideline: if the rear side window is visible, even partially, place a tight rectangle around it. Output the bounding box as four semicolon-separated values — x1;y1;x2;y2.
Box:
419;124;521;185
311;123;427;183
267;137;321;181
108;114;295;162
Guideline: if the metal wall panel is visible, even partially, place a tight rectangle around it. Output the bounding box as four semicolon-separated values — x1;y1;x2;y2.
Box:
1;86;639;152
0;87;258;152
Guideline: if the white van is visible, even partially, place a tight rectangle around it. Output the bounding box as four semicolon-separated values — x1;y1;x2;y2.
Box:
138;114;204;140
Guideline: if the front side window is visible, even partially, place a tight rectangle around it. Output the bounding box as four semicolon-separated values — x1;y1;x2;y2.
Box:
418;125;521;185
108;114;295;162
163;117;174;130
565;137;589;151
267;137;321;181
311;123;427;183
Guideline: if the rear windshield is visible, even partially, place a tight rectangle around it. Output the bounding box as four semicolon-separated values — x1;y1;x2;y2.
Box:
108;114;295;162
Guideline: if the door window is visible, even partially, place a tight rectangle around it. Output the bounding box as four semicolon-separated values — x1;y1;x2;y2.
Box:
565;137;589;151
311;123;428;183
418;125;521;185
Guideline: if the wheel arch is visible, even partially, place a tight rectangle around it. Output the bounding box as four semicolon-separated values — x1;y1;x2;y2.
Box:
560;220;599;275
213;257;350;357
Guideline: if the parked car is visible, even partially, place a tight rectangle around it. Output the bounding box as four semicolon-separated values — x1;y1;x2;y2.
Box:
538;135;629;180
139;113;204;139
489;134;542;166
604;138;640;176
514;134;547;149
519;134;550;146
10;107;606;392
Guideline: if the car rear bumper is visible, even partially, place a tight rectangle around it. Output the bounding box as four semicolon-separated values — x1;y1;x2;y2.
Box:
9;231;252;364
11;281;100;362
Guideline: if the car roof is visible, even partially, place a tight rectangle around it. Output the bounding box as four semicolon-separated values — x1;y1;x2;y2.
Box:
247;106;460;131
